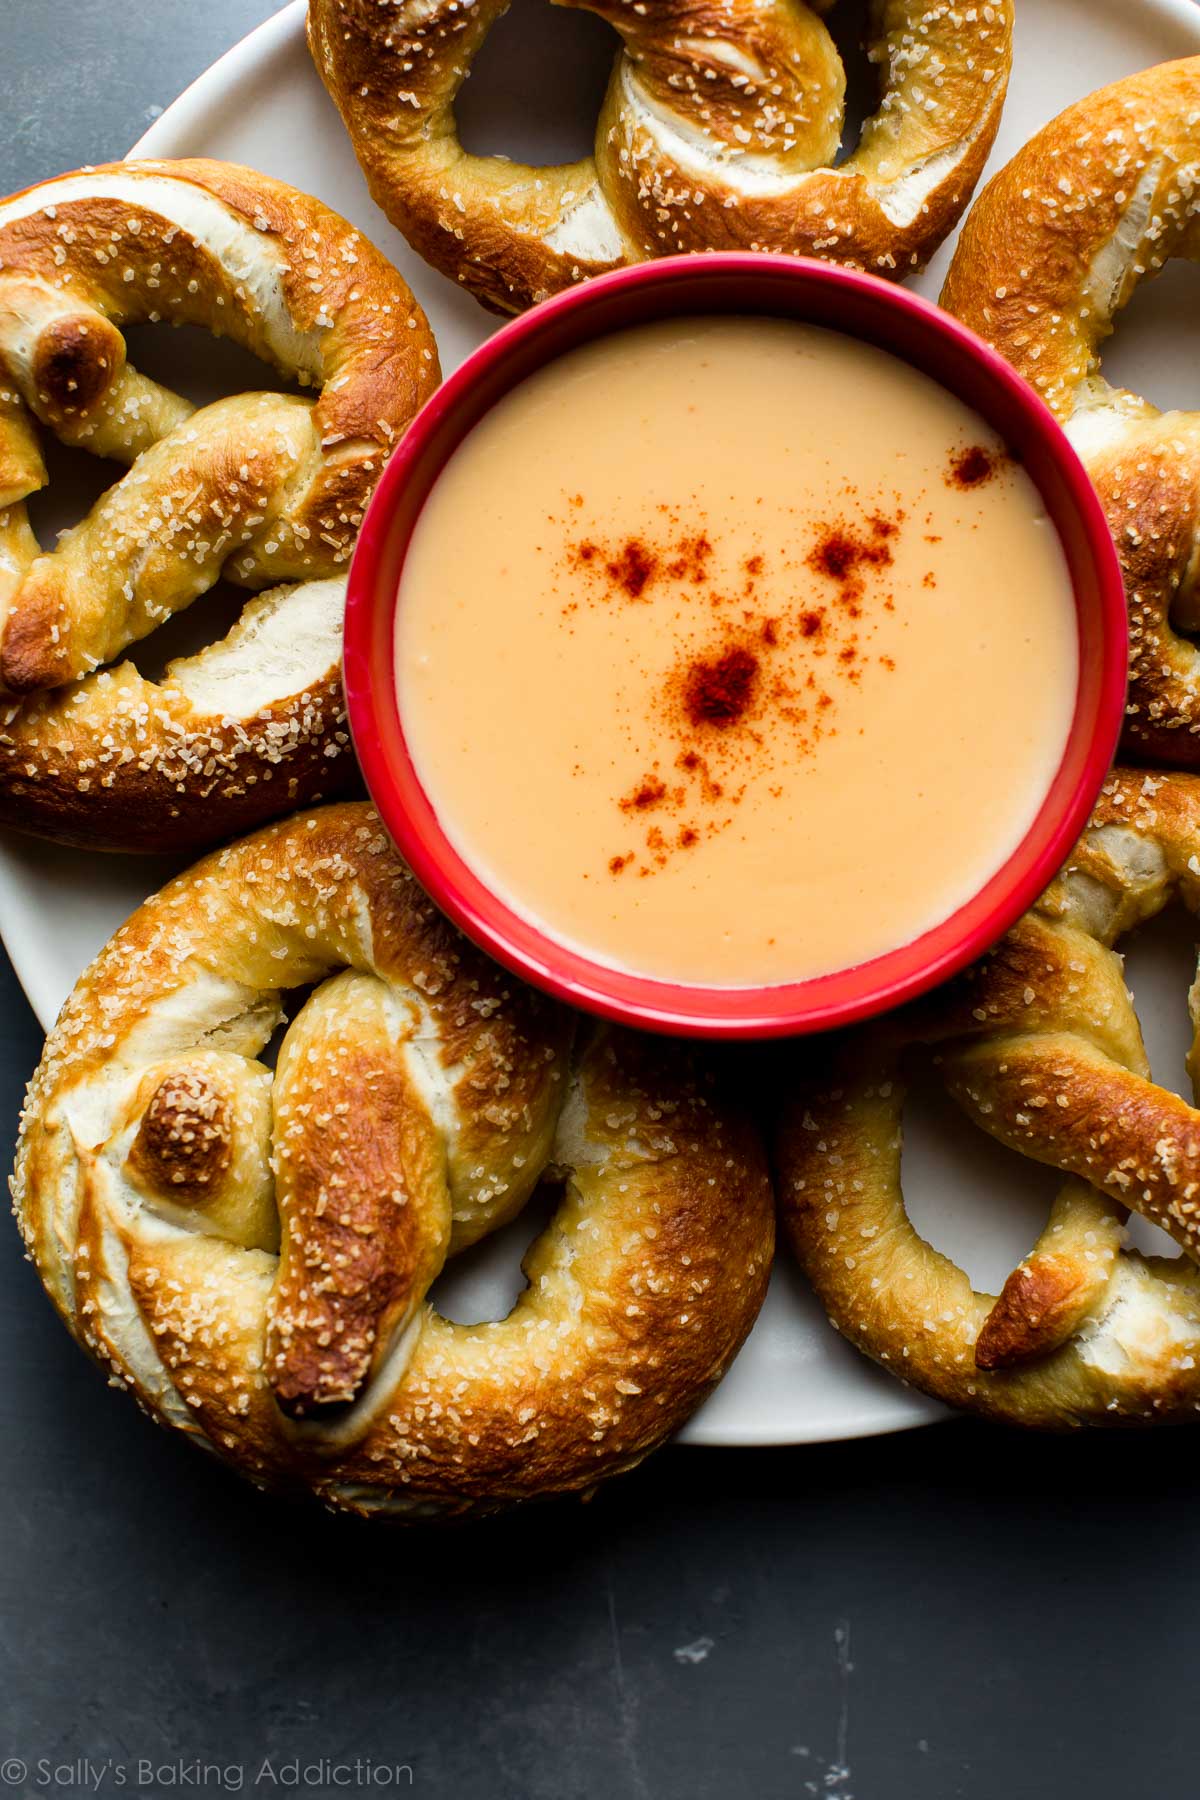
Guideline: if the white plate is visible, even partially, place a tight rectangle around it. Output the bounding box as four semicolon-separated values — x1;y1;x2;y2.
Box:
4;0;1200;1445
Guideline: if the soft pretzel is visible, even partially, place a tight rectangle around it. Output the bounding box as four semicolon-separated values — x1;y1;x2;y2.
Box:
941;59;1200;765
11;803;773;1515
0;160;439;851
777;769;1200;1428
308;0;1013;315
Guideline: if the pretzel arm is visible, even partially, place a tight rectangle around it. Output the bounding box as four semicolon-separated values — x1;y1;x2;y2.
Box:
974;1179;1127;1371
852;0;1011;184
0;504;37;618
942;1032;1200;1262
0;576;352;854
0;392;316;693
52;362;196;461
267;971;453;1418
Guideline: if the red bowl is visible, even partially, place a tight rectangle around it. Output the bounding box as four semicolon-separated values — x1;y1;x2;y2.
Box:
344;253;1127;1039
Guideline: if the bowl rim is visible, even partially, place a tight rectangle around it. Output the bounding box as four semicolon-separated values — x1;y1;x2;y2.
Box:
344;251;1128;1040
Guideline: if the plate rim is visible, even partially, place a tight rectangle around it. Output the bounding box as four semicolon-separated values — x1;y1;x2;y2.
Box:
2;0;1199;1449
125;0;1200;159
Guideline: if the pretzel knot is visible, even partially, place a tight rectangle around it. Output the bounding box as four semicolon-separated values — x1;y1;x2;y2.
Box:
11;805;773;1516
308;0;1013;315
942;58;1200;765
0;160;440;851
777;770;1200;1428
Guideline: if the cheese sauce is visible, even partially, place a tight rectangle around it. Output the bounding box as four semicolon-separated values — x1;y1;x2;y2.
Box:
395;316;1077;988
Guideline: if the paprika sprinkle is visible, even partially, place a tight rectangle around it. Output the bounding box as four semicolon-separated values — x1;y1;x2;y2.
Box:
683;646;760;729
947;444;1001;488
563;503;905;875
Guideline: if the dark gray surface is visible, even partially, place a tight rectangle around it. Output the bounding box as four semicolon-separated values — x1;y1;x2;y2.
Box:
1;6;1197;1797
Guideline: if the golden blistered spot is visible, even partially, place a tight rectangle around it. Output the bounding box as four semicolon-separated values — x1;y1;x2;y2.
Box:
127;1068;233;1203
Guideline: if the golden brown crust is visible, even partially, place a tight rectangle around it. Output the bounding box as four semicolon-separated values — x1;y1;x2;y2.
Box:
11;804;773;1514
308;0;1012;315
118;1051;278;1252
777;769;1200;1429
0;159;439;849
1084;424;1200;764
265;972;453;1417
941;59;1200;419
126;1069;234;1204
941;59;1200;765
973;1254;1099;1372
945;1032;1200;1259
